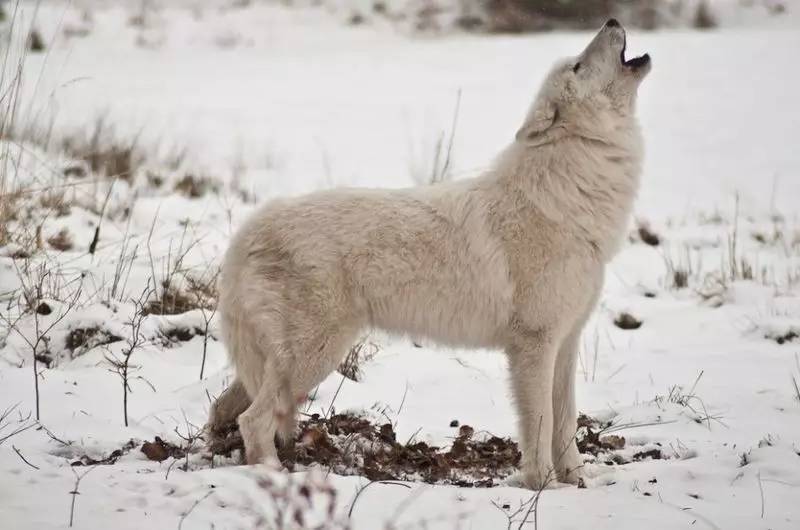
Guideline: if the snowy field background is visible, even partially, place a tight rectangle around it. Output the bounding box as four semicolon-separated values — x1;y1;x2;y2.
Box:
1;1;799;529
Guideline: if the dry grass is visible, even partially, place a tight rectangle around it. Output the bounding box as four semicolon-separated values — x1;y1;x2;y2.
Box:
693;0;718;29
143;272;217;316
37;190;71;217
653;371;721;430
173;174;219;199
0;191;22;247
142;286;197;316
662;246;694;290
659;196;800;304
337;339;378;382
409;90;460;186
59;118;142;181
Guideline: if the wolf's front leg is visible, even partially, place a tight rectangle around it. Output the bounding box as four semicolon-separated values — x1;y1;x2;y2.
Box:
507;333;559;490
552;329;582;484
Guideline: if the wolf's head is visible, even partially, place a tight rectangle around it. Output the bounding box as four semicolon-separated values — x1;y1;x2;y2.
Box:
517;19;651;144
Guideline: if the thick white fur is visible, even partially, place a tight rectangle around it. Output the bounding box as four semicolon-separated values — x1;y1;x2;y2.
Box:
208;22;649;489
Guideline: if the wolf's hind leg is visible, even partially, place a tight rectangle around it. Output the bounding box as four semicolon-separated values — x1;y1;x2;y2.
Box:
207;378;252;439
237;365;284;465
279;325;360;438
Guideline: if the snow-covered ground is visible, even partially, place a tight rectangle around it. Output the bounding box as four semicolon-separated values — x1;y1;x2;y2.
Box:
2;2;800;529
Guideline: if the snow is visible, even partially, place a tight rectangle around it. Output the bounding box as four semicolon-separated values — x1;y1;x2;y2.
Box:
2;1;800;529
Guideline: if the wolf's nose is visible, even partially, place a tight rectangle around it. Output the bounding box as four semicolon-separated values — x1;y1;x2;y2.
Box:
605;18;621;28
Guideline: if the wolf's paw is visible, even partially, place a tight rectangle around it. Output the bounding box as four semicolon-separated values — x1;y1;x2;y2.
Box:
504;466;565;490
574;462;618;487
555;447;583;484
207;380;251;431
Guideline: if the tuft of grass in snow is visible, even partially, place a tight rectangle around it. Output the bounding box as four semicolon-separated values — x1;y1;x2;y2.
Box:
662;244;695;290
337;338;379;382
653;371;723;430
0;258;84;419
409;90;460;186
104;285;157;427
693;0;718;29
0;402;35;446
173;173;220;199
59;117;142;182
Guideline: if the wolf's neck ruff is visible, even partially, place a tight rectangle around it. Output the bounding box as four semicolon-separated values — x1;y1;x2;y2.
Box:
495;119;643;262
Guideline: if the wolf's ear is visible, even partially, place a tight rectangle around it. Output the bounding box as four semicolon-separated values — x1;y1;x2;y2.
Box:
515;100;557;143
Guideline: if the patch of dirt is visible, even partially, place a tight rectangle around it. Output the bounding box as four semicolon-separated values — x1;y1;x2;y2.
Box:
65;327;122;358
204;412;665;487
71;440;138;466
577;414;665;466
47;228;74;251
613;312;643;330
632;448;663;461
772;330;798;345
576;414;623;455
209;413;518;487
162;326;205;343
636;224;661;246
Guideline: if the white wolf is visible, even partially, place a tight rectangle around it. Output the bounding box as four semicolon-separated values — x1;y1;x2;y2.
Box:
208;19;650;489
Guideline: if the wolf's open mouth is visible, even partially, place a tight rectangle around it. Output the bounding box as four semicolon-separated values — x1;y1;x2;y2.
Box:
620;33;650;69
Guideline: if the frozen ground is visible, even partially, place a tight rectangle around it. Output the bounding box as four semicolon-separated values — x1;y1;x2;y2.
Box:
1;2;800;529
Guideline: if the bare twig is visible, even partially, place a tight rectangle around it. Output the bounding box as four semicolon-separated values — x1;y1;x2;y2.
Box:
491;463;558;530
387;484;428;527
435;89;461;184
404;427;423;446
38;423;72;446
12;444;39;470
324;373;347;420
394;381;409;429
174;409;203;472
105;284;154;426
347;480;411;518
191;268;220;381
0;263;84;420
0;402;35;445
177;490;214;530
68;465;96;528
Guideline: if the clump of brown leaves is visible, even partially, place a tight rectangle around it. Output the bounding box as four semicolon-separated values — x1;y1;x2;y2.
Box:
209;412;520;487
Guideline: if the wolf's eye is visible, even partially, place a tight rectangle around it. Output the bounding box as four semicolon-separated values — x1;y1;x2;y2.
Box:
572;62;581;73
